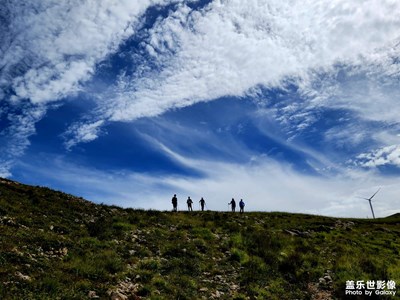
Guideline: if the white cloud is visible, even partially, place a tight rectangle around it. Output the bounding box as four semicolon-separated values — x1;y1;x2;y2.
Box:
106;0;400;120
63;0;400;146
1;0;183;103
0;0;184;174
0;104;47;176
356;145;400;168
2;0;400;186
0;162;12;178
63;120;106;150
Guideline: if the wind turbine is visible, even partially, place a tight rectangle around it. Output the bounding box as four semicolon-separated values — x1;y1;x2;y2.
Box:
358;188;380;219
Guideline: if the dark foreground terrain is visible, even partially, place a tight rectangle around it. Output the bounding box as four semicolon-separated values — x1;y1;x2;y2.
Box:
0;177;399;299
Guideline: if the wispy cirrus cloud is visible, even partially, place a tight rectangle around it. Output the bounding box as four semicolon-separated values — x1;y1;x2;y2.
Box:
0;103;47;176
14;145;400;218
355;145;400;168
2;0;400;187
1;0;187;174
1;0;181;103
64;0;400;147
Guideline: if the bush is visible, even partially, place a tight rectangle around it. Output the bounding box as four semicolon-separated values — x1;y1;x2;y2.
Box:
243;229;282;265
86;216;112;240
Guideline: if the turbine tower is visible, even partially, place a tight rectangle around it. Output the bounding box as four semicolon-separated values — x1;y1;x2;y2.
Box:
359;188;380;219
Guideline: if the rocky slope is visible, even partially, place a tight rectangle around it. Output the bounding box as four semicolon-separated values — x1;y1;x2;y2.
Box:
0;178;399;299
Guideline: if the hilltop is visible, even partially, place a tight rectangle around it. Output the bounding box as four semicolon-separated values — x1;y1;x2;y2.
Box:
0;178;399;299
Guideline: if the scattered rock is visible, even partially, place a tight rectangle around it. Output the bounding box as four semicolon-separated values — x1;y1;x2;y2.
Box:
284;229;298;236
88;290;99;298
214;275;223;281
110;291;128;300
0;216;17;227
211;290;223;298
284;229;311;237
318;270;334;290
335;220;355;230
60;247;68;256
11;247;24;256
308;282;333;300
108;281;141;300
15;271;31;282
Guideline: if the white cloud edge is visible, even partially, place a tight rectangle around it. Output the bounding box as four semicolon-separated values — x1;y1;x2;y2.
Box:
2;0;400;179
356;145;400;168
64;0;400;149
15;149;400;218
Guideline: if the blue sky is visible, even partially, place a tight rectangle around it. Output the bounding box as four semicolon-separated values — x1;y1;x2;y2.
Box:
1;0;400;217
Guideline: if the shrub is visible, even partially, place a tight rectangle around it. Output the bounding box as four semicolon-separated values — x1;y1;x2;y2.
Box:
86;216;112;240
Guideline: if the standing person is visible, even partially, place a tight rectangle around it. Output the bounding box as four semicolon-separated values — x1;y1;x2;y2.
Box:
199;197;206;211
187;196;193;211
239;199;245;213
172;194;178;212
228;198;236;212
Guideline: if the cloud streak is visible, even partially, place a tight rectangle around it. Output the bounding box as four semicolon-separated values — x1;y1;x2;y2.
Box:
1;0;400;203
64;0;400;147
1;0;178;103
16;149;400;218
0;0;185;174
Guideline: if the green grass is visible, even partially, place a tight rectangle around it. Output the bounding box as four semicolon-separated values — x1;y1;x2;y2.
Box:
1;177;399;299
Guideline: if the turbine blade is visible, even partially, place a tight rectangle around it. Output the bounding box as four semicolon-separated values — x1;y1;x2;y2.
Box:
369;188;381;201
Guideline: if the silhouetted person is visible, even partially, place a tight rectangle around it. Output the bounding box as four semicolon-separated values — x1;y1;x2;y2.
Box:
187;196;193;211
199;197;206;211
229;198;236;212
239;199;245;213
172;194;178;212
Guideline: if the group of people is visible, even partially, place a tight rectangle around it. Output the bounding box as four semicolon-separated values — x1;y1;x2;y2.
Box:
228;198;245;213
171;194;245;213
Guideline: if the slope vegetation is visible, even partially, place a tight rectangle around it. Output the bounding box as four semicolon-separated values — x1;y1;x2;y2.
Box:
0;178;399;299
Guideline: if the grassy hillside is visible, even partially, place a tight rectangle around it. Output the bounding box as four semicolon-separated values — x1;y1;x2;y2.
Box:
0;178;399;299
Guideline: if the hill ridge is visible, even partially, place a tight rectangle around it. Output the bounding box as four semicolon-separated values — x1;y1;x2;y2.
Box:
1;178;399;299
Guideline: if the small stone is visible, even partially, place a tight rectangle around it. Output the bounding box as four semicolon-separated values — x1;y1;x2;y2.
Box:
49;225;54;230
88;290;99;298
214;275;223;281
61;247;68;256
15;271;31;282
213;290;222;298
110;291;128;300
199;287;208;292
